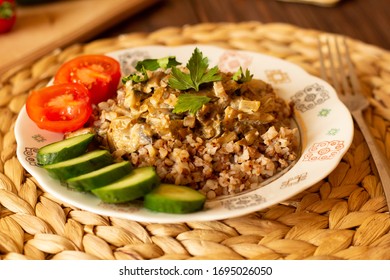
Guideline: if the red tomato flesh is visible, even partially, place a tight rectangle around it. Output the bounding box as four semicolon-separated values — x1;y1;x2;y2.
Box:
26;83;92;133
54;55;121;105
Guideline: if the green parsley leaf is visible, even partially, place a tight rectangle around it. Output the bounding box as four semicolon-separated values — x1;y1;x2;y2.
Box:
122;56;181;84
169;48;221;91
168;67;195;91
135;56;181;72
121;66;148;84
232;67;253;83
172;94;211;115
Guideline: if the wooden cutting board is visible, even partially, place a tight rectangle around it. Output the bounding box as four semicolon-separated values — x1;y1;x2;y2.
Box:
0;0;160;76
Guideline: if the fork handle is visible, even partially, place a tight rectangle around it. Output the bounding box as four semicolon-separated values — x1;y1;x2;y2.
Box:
352;110;390;208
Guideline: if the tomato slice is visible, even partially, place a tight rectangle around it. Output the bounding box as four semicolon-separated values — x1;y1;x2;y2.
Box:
26;83;92;133
54;54;121;105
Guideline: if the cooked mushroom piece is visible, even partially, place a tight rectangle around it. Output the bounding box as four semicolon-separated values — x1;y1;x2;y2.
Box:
108;117;152;153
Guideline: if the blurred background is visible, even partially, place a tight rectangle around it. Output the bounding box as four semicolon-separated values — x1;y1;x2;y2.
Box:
99;0;389;50
1;0;388;76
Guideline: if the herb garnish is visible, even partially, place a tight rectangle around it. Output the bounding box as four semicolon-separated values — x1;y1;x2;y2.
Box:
172;94;211;115
122;69;148;84
122;56;181;84
168;48;221;91
135;56;181;72
123;48;224;115
232;67;253;83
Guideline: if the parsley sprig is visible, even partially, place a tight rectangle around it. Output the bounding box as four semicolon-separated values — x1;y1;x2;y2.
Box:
122;56;180;84
122;48;254;115
168;48;221;91
135;56;181;72
232;67;253;83
172;94;211;115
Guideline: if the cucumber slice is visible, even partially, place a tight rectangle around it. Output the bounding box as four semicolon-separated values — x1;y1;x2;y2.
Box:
37;133;95;165
144;184;206;214
92;166;158;203
44;150;112;181
67;161;133;191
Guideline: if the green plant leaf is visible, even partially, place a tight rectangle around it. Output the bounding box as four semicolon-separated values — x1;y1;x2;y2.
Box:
168;48;221;91
232;67;253;83
135;56;180;72
172;94;211;115
121;66;148;84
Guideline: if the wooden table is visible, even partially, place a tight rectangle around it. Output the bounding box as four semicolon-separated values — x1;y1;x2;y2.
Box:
3;0;386;76
97;0;390;51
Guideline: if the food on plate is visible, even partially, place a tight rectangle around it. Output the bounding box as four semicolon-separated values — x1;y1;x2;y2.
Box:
26;54;120;133
37;133;95;165
144;184;206;214
91;166;159;203
91;48;299;199
43;149;113;181
54;54;121;105
0;0;16;34
67;160;133;191
36;134;204;213
33;48;299;214
36;134;201;213
26;83;93;133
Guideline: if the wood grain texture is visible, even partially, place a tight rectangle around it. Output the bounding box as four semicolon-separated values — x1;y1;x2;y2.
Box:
99;0;390;51
0;0;161;76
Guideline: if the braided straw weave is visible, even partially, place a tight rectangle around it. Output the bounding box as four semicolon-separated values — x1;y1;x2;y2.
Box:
1;22;390;260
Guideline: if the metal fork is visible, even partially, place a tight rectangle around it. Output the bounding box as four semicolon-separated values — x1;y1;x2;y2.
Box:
318;35;390;209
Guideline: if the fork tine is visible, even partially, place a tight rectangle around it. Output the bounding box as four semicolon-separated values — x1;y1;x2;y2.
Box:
325;37;341;94
318;37;327;81
334;36;351;95
342;37;363;95
319;36;361;97
318;37;341;94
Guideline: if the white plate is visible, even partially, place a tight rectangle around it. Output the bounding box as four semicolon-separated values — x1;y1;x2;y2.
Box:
15;45;353;223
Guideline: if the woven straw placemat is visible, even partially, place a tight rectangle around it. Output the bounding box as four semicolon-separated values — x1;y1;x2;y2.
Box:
1;22;390;260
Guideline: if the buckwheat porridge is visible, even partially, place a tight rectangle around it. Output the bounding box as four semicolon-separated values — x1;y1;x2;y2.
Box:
69;48;299;200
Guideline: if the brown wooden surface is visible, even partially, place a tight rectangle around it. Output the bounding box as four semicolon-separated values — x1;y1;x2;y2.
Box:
0;0;160;76
97;0;390;51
